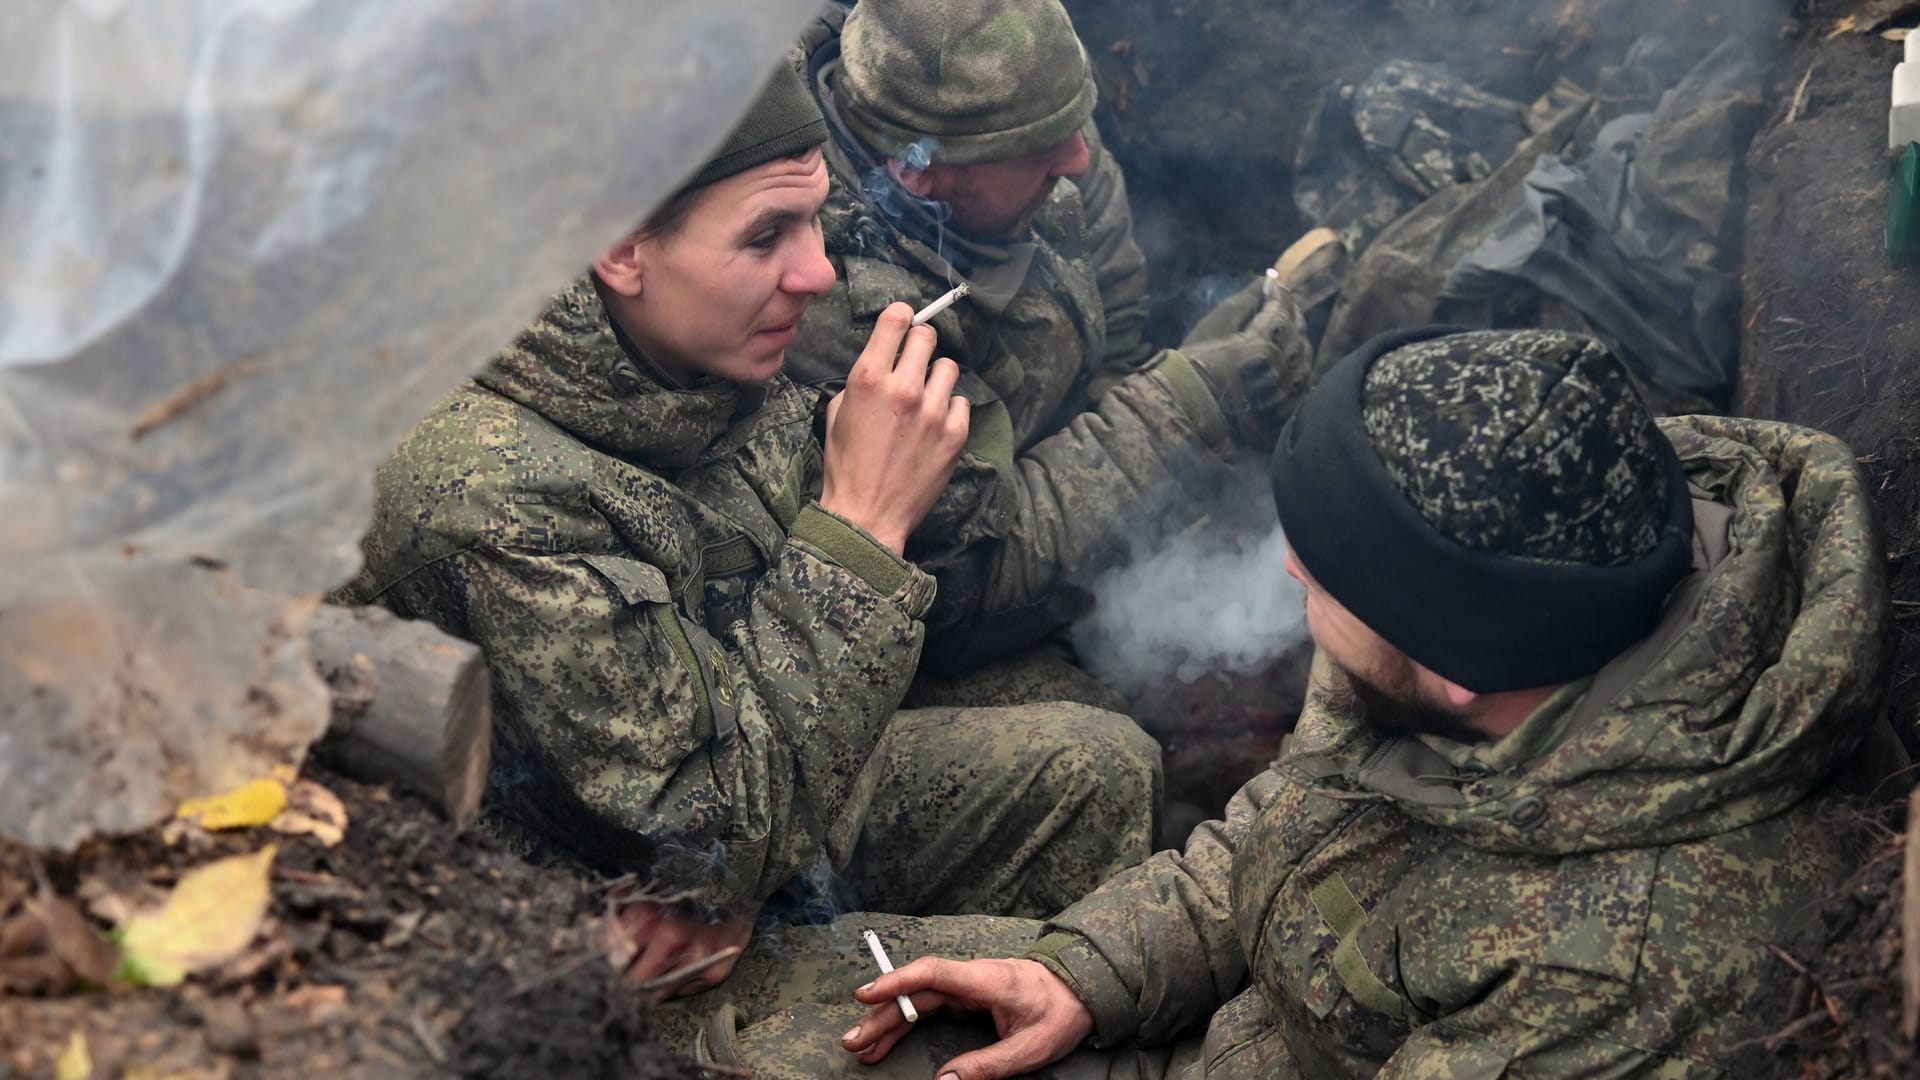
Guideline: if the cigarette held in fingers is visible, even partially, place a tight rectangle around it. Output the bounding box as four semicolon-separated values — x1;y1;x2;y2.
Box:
910;283;970;326
862;928;919;1023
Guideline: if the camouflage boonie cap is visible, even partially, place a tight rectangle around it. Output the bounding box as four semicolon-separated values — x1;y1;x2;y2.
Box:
1361;330;1669;568
839;0;1097;165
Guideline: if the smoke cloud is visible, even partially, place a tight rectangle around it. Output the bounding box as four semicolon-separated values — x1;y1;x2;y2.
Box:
1071;464;1309;699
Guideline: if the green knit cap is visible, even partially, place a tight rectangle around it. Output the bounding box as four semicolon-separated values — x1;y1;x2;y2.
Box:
685;61;828;189
839;0;1098;165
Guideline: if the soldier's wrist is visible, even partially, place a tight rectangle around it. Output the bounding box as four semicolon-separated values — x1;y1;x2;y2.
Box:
1147;349;1234;456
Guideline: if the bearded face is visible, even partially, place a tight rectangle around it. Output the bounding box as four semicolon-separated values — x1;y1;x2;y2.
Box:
1321;652;1486;744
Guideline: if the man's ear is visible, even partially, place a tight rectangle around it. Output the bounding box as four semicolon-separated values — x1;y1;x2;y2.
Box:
888;158;935;199
593;235;646;298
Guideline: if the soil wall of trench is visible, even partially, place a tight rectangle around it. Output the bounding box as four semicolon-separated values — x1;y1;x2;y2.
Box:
1734;10;1920;1072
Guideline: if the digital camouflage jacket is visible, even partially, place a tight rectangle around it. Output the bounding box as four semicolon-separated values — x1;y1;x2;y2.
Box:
1031;415;1891;1077
344;278;1235;913
340;279;940;914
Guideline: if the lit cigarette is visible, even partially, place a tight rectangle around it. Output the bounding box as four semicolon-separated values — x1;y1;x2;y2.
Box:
861;928;919;1023
910;283;970;326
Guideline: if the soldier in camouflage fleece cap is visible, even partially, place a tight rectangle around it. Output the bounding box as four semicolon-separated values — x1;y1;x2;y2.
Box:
670;328;1891;1079
1272;326;1696;707
837;0;1097;167
788;1;1316;708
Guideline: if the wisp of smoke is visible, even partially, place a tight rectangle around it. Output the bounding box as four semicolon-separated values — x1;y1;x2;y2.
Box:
858;137;969;286
1071;467;1309;699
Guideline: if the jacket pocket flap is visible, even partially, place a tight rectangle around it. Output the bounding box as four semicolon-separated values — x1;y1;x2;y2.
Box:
576;554;673;606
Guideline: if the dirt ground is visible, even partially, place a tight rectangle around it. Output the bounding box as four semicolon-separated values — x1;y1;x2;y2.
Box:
1730;1;1920;1074
1740;1;1920;749
0;768;702;1080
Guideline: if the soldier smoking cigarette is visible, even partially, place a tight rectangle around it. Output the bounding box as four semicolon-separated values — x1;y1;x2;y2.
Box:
910;282;970;326
861;928;919;1023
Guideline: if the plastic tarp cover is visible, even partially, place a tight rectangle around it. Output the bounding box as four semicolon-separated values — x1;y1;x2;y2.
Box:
0;0;820;848
1445;40;1763;410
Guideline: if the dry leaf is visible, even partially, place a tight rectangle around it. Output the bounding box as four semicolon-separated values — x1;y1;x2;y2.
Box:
56;1031;90;1080
0;926;73;995
117;846;277;988
29;896;120;987
1889;27;1912;40
78;877;167;926
1828;13;1859;36
282;983;348;1009
0;895;119;994
268;781;348;847
380;910;425;949
279;983;351;1023
175;779;288;831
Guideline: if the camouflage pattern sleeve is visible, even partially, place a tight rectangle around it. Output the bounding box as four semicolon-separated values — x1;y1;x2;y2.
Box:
733;502;938;858
450;502;932;915
1074;122;1155;383
911;350;1236;673
1026;767;1286;1049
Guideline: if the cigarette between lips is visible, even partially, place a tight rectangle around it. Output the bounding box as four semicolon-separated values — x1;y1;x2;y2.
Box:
909;283;970;326
862;928;919;1023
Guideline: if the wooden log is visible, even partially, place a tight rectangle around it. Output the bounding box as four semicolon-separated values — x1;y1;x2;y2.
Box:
307;604;491;826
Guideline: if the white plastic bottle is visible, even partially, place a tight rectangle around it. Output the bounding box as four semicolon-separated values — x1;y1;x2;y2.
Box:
1891;32;1920;148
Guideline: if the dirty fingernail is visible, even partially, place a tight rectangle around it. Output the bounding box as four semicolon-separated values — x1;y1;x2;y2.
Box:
857;981;875;994
842;1024;862;1044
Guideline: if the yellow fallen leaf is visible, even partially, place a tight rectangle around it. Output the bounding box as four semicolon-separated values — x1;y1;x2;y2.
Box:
117;846;276;988
175;779;287;831
1827;13;1858;37
56;1031;90;1080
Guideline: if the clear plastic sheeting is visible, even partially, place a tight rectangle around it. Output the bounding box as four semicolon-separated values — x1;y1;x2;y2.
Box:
0;0;821;848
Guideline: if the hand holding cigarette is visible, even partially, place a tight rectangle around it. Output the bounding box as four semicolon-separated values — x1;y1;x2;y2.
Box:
817;303;970;555
862;928;919;1022
911;282;970;326
842;954;1095;1076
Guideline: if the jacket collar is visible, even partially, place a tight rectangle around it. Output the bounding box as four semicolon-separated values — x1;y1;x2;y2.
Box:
474;276;755;471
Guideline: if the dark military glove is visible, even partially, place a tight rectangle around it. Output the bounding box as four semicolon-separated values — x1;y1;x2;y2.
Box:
1176;277;1311;449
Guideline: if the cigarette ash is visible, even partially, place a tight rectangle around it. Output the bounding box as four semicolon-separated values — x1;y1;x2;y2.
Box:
1070;464;1308;701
